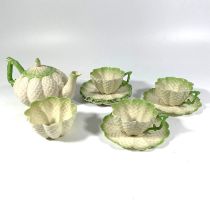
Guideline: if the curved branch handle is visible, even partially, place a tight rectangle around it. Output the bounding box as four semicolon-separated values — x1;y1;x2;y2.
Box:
184;91;200;105
145;113;168;133
123;71;132;83
7;57;26;86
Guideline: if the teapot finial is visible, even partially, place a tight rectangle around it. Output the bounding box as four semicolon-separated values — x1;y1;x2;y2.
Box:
35;58;41;67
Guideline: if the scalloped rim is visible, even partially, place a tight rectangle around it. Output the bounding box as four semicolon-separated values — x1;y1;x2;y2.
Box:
101;113;170;151
24;96;77;122
80;80;132;105
25;66;57;79
90;67;125;81
155;77;193;92
143;88;202;116
112;98;159;120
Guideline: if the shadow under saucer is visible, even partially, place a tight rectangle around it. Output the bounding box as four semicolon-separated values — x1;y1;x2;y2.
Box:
59;112;102;142
130;80;152;98
157;117;192;149
73;82;87;105
185;87;210;116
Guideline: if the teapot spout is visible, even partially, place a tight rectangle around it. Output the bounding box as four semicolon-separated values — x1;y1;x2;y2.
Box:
62;71;81;98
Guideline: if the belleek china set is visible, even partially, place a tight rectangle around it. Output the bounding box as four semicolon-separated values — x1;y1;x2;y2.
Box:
7;57;202;151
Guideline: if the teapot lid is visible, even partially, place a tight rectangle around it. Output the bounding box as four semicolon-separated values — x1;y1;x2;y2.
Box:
25;58;57;79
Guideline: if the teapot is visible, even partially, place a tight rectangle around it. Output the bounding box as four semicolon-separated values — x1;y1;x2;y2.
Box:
7;57;81;105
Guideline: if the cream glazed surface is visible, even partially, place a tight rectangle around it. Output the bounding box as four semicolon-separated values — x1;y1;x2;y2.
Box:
7;57;80;105
14;70;68;105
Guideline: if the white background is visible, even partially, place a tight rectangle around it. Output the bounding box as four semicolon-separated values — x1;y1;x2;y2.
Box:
0;0;210;209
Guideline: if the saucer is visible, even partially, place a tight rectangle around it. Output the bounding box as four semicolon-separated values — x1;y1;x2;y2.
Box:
80;80;132;105
144;88;202;116
101;113;169;151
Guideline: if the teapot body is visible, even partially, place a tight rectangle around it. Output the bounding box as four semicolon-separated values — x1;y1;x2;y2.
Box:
13;70;68;106
7;57;81;106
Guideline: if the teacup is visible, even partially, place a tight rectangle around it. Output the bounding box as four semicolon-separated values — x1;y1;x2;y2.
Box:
155;77;193;106
112;99;164;136
90;67;132;94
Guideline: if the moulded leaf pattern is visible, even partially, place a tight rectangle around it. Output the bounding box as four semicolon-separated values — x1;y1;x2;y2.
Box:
90;67;125;94
101;113;170;151
80;80;132;105
155;77;193;106
24;97;77;139
143;88;202;116
112;99;159;136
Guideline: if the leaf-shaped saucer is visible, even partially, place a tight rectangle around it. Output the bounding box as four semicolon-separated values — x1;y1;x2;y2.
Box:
80;80;132;105
101;99;170;151
80;67;132;105
144;88;202;116
101;113;169;151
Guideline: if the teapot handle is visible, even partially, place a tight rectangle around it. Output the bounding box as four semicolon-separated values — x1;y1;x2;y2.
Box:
7;57;26;86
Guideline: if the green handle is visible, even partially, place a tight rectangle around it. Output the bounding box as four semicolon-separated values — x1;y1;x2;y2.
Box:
123;71;132;83
7;57;26;86
183;90;200;105
145;113;168;133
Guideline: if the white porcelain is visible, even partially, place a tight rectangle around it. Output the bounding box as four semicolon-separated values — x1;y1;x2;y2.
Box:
24;97;77;139
90;67;132;94
155;77;193;106
7;57;81;105
112;99;159;136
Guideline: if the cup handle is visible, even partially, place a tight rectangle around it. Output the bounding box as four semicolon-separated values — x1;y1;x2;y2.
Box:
123;71;132;83
183;90;200;105
145;113;168;133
